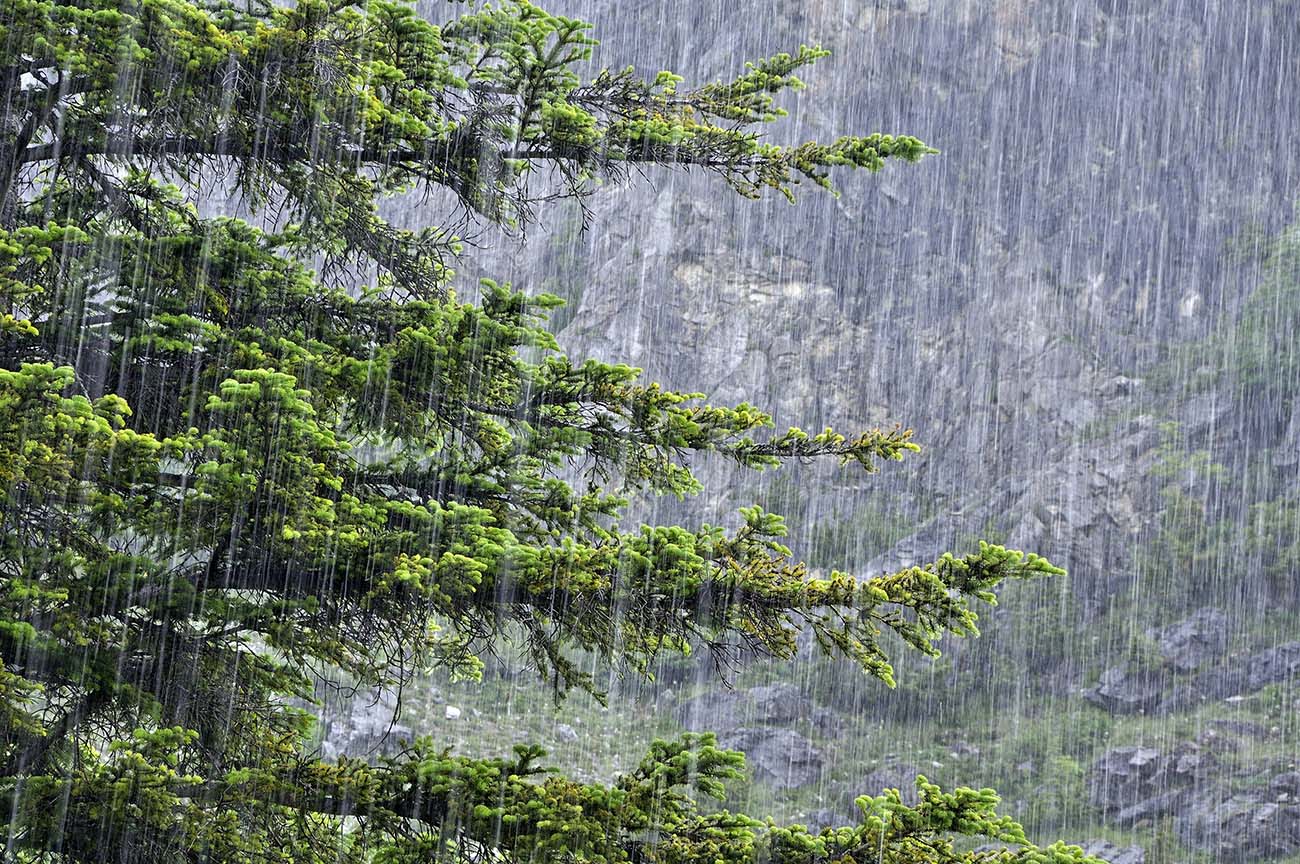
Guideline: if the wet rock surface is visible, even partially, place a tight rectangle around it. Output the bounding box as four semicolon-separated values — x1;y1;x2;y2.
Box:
857;763;924;806
1178;794;1300;863
677;684;806;733
1086;732;1300;862
1078;840;1145;864
1070;629;1300;719
318;690;412;762
1088;746;1178;818
1147;608;1230;672
676;685;829;789
1084;664;1168;715
1246;642;1300;692
719;727;824;789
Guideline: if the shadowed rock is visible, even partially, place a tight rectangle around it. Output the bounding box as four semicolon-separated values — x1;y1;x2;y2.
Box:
1084;663;1168;714
720;727;824;790
1079;839;1144;864
1147;607;1229;671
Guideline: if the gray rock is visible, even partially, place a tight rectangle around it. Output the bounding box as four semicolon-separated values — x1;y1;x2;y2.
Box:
676;689;745;733
1192;641;1300;701
1100;375;1143;398
721;728;823;790
1246;642;1300;691
1147;607;1230;671
1079;839;1145;864
1275;403;1300;468
805;809;840;832
1155;679;1207;713
858;763;923;806
676;684;807;733
1088;746;1171;815
1177;793;1300;863
320;690;413;762
1088;738;1231;827
1182;391;1233;437
748;684;803;724
555;723;579;743
1084;663;1167;714
1208;719;1268;739
1191;662;1249;700
811;707;843;739
1272;772;1300;798
1114;788;1191;826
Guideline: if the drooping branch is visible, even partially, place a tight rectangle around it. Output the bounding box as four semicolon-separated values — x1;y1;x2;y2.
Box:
1;734;1097;864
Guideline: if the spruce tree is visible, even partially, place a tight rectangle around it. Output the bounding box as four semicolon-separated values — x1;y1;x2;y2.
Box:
0;0;1096;860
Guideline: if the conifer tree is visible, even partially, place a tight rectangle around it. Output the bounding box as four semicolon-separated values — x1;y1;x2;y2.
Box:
0;0;1097;860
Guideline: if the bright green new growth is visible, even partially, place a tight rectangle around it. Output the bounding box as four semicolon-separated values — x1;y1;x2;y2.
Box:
0;0;1095;861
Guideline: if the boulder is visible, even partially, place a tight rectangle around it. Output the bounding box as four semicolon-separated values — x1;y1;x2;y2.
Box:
858;763;924;806
1192;641;1300;701
676;689;746;733
320;690;413;761
1088;738;1232;826
1191;662;1249;701
748;684;803;724
1207;719;1268;739
811;707;843;739
805;809;840;832
676;684;806;733
1087;744;1210;821
1079;839;1145;864
1177;793;1300;863
1114;788;1190;826
720;728;823;790
1246;641;1300;691
1088;746;1164;813
1272;772;1300;800
1084;663;1167;714
1146;607;1229;671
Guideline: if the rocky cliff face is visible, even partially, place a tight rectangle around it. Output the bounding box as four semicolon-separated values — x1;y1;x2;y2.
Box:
375;2;1300;860
439;0;1299;616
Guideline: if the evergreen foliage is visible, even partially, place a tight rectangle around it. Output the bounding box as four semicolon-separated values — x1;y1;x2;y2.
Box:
1142;422;1300;611
0;0;1098;860
1224;218;1300;417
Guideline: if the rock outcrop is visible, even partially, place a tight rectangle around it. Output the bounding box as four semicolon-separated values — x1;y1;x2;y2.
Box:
1084;664;1168;715
720;727;824;790
676;683;805;733
318;690;413;762
1147;608;1230;672
677;685;825;789
1087;735;1300;862
368;2;1300;860
1078;840;1144;864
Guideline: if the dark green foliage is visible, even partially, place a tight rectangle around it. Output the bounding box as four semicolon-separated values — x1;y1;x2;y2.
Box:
1224;219;1300;414
0;0;1097;860
1138;421;1300;611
